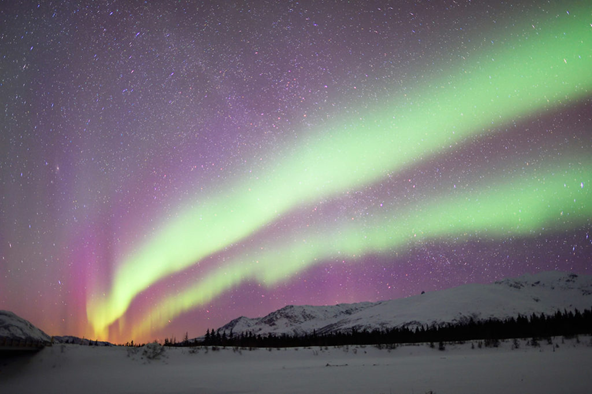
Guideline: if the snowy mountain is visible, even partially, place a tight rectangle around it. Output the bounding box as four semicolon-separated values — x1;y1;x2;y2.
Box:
216;271;592;337
0;310;51;343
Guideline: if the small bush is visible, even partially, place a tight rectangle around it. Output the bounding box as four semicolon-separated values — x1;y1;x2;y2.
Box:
126;346;139;357
484;338;500;348
142;341;165;360
188;347;199;354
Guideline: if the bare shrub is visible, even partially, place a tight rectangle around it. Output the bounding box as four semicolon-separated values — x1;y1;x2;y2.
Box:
142;341;165;360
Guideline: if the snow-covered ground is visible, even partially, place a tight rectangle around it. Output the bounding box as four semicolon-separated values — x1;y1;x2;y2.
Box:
1;272;590;393
1;337;590;394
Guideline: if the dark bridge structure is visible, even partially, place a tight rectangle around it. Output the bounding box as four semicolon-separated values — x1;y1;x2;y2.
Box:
0;337;50;353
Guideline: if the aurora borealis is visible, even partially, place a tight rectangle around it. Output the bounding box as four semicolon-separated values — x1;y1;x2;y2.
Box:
1;1;591;344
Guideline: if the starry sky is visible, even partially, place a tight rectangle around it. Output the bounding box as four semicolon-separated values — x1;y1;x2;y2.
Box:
1;1;591;344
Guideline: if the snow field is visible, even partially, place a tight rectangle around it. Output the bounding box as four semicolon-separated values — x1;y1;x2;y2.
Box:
1;336;591;394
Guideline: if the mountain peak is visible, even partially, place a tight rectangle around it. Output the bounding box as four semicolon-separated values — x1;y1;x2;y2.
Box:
495;271;590;291
215;271;592;337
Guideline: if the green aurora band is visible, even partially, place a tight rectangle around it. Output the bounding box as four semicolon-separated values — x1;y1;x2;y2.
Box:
88;8;592;339
131;159;591;338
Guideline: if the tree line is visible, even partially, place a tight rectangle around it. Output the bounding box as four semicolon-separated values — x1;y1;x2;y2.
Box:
164;307;592;348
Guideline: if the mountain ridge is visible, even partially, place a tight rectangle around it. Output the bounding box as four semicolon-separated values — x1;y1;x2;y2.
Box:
215;271;592;337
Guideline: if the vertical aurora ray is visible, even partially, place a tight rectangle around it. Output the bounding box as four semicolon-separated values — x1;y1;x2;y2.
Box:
129;159;591;338
87;7;592;338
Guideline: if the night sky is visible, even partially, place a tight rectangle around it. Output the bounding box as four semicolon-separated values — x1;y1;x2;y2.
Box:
1;1;590;344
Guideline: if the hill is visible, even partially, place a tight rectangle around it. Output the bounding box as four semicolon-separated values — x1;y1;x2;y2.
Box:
216;271;592;336
0;310;51;345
